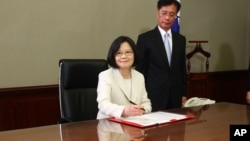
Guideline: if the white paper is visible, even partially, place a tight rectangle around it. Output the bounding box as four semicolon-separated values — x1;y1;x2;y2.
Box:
117;111;188;127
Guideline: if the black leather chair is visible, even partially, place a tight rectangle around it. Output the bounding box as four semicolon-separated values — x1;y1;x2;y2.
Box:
59;59;108;123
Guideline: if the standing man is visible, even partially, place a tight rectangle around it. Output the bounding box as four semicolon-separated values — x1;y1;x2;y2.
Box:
136;0;187;111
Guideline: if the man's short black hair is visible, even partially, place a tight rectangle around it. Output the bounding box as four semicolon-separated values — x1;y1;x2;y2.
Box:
157;0;181;12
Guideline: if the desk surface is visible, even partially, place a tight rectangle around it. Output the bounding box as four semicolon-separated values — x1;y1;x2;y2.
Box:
0;102;249;141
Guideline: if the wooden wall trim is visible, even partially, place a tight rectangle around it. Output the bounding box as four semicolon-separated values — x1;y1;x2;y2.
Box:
0;84;60;131
209;70;247;78
0;84;59;95
187;69;248;105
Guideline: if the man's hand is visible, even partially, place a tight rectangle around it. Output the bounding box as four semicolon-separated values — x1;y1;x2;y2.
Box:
246;91;250;104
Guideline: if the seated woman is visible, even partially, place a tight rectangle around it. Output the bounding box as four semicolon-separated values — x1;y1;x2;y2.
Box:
96;36;152;119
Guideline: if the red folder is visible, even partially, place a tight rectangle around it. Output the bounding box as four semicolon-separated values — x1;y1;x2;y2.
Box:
108;111;194;128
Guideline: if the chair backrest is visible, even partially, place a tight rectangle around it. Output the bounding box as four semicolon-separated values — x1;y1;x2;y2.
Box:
59;59;108;123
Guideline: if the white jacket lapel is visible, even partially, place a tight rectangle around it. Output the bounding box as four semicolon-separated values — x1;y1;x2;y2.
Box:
112;69;131;100
130;70;140;103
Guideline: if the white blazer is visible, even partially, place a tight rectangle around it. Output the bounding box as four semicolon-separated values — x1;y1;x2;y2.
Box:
96;68;152;119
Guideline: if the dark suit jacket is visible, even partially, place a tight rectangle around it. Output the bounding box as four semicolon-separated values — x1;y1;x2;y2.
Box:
135;26;187;111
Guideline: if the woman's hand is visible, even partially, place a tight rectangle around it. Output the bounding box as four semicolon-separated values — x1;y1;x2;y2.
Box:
123;105;145;117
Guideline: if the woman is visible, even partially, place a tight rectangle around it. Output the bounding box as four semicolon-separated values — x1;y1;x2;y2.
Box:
96;36;152;119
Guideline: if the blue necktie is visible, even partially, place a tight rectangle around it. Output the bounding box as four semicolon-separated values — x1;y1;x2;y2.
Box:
164;33;171;64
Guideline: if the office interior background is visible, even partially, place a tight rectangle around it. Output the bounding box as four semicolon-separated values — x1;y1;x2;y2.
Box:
0;0;250;88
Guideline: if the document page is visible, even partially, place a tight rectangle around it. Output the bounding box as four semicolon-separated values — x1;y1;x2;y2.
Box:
109;111;192;127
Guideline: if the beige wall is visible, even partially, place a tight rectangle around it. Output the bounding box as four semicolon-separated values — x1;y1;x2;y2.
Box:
0;0;249;88
182;0;250;72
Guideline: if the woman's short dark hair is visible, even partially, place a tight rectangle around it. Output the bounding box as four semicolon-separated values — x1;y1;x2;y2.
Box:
107;36;138;68
157;0;181;12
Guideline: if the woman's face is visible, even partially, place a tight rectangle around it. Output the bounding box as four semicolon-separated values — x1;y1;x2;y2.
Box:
115;42;134;70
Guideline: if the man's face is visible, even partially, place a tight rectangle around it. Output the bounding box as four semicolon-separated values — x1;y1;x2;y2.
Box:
157;4;177;31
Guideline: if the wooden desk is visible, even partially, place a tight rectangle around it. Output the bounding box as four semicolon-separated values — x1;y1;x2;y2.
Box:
0;102;249;141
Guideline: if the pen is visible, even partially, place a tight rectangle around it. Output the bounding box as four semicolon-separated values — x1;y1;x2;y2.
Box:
129;100;137;105
129;100;145;111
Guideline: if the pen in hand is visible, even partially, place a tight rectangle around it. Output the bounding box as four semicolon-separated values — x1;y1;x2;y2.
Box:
129;101;145;111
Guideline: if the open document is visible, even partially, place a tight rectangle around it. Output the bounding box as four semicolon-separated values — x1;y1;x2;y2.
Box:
109;111;194;128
